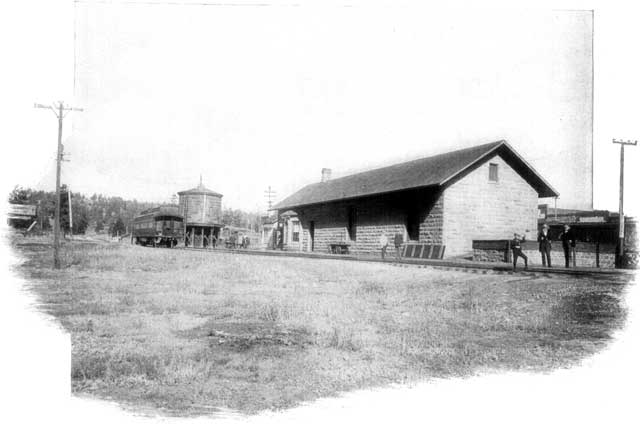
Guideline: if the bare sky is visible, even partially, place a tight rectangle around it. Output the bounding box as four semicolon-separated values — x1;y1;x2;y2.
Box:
4;1;639;218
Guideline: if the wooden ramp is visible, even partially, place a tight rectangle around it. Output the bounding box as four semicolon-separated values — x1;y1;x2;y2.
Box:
401;243;446;260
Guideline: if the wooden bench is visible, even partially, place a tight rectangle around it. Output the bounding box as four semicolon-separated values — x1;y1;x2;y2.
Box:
329;243;350;254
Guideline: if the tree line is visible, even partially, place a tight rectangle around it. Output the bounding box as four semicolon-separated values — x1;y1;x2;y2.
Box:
8;186;264;236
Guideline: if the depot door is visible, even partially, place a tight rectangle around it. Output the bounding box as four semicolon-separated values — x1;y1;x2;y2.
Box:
309;221;315;252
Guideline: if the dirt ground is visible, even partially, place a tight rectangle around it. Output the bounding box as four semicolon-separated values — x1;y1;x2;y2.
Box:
9;235;634;416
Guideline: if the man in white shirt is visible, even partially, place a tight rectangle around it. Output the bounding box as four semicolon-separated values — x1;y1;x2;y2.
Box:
379;233;389;260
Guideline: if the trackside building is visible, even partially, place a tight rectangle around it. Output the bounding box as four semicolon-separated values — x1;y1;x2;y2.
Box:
273;140;559;258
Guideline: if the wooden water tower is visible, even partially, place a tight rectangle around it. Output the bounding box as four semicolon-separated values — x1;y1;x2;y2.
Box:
178;178;223;248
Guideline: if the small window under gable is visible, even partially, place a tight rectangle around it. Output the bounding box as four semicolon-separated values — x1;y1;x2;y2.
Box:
489;163;499;182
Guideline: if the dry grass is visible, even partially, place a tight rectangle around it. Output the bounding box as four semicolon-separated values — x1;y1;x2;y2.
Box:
11;236;631;415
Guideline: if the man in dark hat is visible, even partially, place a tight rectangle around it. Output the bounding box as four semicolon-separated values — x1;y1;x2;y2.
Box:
394;233;404;262
511;232;528;271
560;224;576;268
537;223;552;267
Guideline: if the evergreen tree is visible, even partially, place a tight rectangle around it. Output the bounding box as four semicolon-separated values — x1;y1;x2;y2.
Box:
8;186;31;204
111;217;126;237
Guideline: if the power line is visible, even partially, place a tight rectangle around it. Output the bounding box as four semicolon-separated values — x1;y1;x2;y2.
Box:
34;101;84;269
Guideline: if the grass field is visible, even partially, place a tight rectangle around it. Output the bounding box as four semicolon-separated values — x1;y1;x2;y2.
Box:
11;235;632;416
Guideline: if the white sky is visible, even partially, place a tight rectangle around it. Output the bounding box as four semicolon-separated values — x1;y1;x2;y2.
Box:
2;0;638;217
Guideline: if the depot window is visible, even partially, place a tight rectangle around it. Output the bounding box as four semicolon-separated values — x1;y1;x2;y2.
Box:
489;163;499;182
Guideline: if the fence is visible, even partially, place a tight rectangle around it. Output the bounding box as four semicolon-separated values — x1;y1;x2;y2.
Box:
472;240;616;268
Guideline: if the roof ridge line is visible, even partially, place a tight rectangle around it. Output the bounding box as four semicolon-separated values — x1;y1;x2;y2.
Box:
439;140;505;187
313;140;505;186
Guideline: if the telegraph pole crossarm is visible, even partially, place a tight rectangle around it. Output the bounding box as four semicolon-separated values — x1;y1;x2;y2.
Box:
612;138;637;267
264;186;277;212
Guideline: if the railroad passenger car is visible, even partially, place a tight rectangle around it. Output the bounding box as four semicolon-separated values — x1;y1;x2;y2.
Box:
131;205;183;247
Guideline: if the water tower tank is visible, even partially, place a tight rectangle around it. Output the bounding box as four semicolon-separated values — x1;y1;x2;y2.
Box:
178;181;223;227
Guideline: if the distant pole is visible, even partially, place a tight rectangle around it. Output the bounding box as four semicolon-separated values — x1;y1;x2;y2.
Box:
34;101;83;269
37;200;43;231
68;189;73;237
183;197;188;247
264;186;276;212
612;138;637;265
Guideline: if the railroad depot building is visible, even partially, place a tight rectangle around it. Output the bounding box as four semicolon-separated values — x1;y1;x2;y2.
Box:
273;140;559;258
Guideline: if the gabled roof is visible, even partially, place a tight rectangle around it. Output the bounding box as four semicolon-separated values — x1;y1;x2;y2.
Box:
177;182;223;197
274;140;558;210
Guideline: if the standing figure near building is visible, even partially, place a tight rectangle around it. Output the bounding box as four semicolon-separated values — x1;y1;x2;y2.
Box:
379;233;389;260
560;224;576;268
393;233;403;261
511;233;528;270
211;234;217;249
537;223;552;267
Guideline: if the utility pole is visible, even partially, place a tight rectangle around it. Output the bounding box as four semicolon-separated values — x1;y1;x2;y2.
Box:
34;101;83;269
68;189;73;238
183;197;189;247
612;138;637;266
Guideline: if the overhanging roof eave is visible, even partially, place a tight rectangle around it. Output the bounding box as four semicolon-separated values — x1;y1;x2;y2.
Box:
273;183;441;211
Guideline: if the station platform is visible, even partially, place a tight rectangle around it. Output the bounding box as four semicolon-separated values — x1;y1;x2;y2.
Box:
182;246;636;278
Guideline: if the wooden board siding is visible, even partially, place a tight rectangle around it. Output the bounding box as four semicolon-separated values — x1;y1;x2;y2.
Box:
179;194;222;226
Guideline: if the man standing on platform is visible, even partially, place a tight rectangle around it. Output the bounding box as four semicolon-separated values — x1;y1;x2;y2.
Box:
511;232;528;271
560;224;576;268
379;233;389;260
394;233;404;262
537;223;552;267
